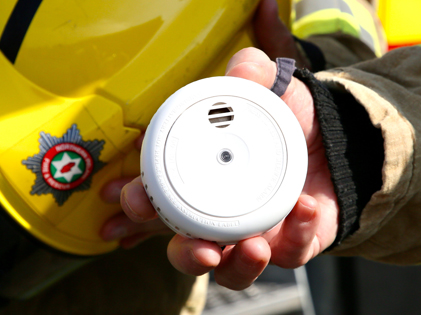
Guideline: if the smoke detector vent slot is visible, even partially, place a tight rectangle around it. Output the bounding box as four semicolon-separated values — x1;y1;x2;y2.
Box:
208;102;234;128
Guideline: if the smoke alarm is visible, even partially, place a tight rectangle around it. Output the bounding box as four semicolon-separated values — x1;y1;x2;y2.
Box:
140;76;307;245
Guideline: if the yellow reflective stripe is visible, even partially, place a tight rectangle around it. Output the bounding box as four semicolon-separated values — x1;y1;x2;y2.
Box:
343;0;384;56
295;0;354;21
291;0;384;57
292;8;360;39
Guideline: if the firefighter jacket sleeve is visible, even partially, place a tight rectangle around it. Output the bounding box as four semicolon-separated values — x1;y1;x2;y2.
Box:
303;46;421;265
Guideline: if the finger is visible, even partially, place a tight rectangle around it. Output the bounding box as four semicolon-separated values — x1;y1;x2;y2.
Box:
119;233;154;249
120;176;157;223
100;211;170;241
135;133;145;151
225;47;277;89
253;0;311;69
270;195;321;269
261;221;282;243
253;0;295;60
100;177;136;203
214;237;271;290
167;235;222;276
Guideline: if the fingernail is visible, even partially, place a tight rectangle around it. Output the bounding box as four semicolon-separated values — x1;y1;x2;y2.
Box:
298;202;316;222
239;251;263;268
190;247;220;268
122;190;144;221
108;226;128;241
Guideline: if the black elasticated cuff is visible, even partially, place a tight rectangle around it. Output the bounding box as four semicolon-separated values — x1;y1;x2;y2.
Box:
293;68;383;250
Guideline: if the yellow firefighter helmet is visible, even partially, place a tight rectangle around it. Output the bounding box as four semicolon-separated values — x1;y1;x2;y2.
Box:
0;0;261;256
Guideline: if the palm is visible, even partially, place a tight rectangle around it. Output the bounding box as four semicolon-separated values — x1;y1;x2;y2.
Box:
278;77;339;257
303;139;339;251
250;0;340;261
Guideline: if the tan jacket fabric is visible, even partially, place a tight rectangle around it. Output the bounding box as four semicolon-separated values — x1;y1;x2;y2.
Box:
313;44;421;265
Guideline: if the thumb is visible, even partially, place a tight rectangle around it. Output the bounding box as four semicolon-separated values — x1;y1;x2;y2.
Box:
225;47;316;143
225;47;277;89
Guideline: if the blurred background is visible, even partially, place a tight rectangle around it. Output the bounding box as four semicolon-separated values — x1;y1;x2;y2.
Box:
204;256;421;315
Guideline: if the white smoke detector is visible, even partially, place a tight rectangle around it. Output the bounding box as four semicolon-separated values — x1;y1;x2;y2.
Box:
141;77;307;245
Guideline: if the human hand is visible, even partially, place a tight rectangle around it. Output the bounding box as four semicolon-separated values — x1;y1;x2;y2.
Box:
253;0;312;70
100;135;172;249
166;47;339;290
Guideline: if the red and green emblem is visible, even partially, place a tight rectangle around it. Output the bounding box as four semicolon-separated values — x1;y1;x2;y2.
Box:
42;143;94;191
23;125;105;205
